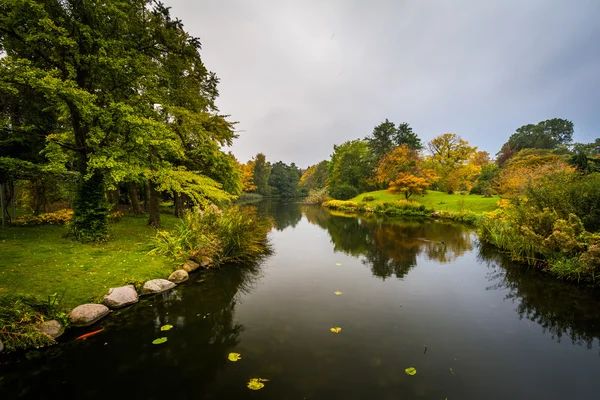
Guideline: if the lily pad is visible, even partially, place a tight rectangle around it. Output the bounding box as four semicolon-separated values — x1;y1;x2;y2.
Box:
228;352;242;362
334;291;343;295
152;337;168;345
160;324;173;331
247;378;269;390
330;327;342;334
335;263;342;266
405;367;417;376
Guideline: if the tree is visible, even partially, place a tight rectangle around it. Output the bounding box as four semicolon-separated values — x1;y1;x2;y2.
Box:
268;161;301;198
240;161;257;192
299;160;329;192
569;139;600;173
1;1;235;235
396;123;423;150
426;134;479;193
253;153;271;196
496;118;574;165
496;149;573;197
328;139;374;193
376;145;435;199
365;119;422;162
365;119;397;161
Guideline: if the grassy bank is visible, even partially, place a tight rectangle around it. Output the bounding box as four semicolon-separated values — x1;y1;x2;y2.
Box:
323;190;499;224
0;215;179;309
351;190;500;213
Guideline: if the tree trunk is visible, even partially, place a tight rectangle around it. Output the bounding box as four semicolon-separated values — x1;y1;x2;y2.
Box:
174;191;184;218
69;172;110;242
128;182;143;214
147;180;161;228
0;182;5;227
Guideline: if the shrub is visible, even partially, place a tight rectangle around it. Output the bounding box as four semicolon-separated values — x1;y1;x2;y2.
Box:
362;195;375;202
150;204;272;266
329;184;359;200
0;295;58;352
304;188;329;204
12;209;74;227
109;211;123;223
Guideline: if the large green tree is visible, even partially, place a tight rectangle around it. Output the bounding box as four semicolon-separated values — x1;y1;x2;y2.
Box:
268;161;301;198
328;139;374;193
497;118;574;166
0;0;234;236
252;153;271;196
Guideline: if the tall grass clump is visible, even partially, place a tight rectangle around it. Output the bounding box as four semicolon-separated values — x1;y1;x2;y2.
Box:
150;205;272;266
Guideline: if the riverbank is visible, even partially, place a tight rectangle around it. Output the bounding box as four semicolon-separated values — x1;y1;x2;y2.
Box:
322;190;498;224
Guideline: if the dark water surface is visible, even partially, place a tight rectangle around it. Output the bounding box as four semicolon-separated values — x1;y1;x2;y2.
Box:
1;202;600;399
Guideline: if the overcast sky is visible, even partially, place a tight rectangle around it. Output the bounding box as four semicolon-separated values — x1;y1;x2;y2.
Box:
165;0;600;167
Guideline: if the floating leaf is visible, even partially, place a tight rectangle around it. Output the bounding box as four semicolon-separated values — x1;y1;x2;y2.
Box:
228;352;242;362
152;337;168;345
334;291;343;295
247;378;269;390
160;324;173;331
330;327;342;334
405;367;417;376
335;263;342;266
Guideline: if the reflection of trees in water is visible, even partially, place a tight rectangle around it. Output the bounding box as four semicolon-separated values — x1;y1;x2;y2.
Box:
256;199;303;231
478;245;600;351
303;206;473;280
138;263;262;381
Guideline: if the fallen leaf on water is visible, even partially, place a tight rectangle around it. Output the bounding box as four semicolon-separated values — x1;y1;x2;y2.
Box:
405;367;417;376
160;324;173;331
330;327;342;334
335;263;342;266
152;337;168;345
247;378;269;390
449;368;455;376
334;291;343;295
228;352;242;362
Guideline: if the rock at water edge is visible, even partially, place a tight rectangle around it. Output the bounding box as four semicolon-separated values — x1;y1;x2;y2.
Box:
168;269;189;284
183;260;200;273
69;304;110;327
141;279;176;295
37;320;65;339
103;285;139;309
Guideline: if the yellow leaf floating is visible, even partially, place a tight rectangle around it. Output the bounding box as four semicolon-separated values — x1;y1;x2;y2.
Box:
405;367;417;376
334;291;343;295
228;352;242;362
247;378;269;390
335;263;342;266
160;324;173;331
330;327;342;334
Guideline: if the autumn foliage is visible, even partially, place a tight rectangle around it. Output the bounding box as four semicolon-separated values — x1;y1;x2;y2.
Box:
376;145;435;199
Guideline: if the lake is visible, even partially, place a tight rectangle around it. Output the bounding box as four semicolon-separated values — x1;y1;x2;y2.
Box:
1;202;599;399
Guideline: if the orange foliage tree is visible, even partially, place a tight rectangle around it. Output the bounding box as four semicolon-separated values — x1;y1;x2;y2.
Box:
376;145;435;199
240;161;257;192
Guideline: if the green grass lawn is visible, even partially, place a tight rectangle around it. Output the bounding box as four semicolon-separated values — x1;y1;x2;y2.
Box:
351;190;500;213
0;214;180;309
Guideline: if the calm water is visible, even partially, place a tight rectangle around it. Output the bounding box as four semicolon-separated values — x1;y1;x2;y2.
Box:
1;202;600;399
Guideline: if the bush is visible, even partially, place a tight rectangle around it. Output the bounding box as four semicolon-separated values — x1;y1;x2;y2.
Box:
12;209;74;226
150;204;272;265
109;211;123;223
362;195;375;202
304;188;329;204
329;184;359;200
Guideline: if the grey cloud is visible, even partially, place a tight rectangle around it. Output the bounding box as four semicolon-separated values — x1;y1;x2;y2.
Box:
165;0;600;166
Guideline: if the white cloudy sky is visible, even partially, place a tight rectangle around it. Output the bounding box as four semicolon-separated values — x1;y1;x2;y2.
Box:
164;0;600;167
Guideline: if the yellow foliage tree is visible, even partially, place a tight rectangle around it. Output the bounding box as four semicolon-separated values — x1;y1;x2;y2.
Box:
376;145;435;199
496;150;575;197
426;133;479;193
241;161;257;192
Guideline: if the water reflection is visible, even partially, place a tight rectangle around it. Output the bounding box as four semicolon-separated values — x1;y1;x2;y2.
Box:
257;199;303;231
303;205;473;280
478;245;600;351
